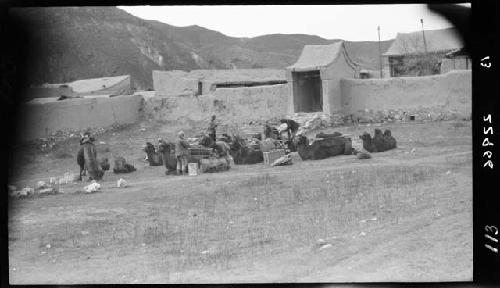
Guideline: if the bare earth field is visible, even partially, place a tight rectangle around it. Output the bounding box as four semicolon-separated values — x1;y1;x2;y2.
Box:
8;120;472;284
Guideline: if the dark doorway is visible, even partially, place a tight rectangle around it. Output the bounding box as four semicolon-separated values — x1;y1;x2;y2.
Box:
292;70;323;112
197;81;203;96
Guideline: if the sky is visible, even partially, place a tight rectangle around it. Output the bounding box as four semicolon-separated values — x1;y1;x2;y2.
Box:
119;4;470;41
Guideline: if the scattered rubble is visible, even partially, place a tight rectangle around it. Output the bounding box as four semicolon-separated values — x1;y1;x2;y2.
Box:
25;125;129;154
316;238;333;250
117;178;128;188
36;181;47;189
319;243;332;250
38;187;57;195
271;154;293;166
83;181;101;193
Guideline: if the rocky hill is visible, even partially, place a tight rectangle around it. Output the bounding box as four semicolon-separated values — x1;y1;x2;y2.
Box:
10;6;393;90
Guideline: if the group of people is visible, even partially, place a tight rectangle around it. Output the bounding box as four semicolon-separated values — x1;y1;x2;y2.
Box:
78;114;300;179
155;115;218;175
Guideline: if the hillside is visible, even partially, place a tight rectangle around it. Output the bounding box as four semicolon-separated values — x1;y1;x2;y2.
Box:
10;6;393;90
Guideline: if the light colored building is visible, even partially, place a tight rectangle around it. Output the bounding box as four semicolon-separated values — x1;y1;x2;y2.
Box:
440;48;472;74
152;69;286;96
383;28;464;77
286;41;360;114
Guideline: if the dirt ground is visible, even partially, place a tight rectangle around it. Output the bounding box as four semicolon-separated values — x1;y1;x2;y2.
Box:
8;120;472;284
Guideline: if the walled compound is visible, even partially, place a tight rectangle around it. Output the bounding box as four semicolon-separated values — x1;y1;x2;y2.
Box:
18;41;471;142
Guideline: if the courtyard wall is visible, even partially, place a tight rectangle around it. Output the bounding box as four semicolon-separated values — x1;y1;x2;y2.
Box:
19;95;144;141
144;84;289;124
17;69;471;142
340;70;471;120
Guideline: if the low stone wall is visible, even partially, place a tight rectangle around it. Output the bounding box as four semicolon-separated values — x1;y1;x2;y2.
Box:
340;70;471;122
18;95;144;141
145;84;289;126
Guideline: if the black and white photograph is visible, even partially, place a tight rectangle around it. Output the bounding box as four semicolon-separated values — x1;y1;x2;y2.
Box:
4;2;491;284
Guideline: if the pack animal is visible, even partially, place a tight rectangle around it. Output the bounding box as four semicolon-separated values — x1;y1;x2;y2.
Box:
77;146;108;180
82;141;104;180
359;129;397;153
294;134;352;160
100;158;110;171
198;135;215;148
143;142;163;166
229;135;263;164
158;140;177;174
113;157;136;173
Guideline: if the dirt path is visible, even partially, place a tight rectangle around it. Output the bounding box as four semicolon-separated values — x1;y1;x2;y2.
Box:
9;121;473;284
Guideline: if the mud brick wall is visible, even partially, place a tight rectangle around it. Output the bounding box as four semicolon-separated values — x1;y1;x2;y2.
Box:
18;95;144;141
340;70;471;122
144;84;289;125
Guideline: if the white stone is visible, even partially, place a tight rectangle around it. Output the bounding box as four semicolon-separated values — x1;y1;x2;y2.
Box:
117;178;128;188
84;182;101;193
36;181;47;189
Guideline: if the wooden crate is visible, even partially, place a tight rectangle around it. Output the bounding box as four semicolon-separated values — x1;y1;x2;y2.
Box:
188;147;212;164
188;147;212;156
245;132;262;140
188;163;199;176
263;149;285;165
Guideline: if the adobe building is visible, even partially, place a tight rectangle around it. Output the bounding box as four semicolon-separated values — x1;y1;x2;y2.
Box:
25;75;133;103
440;48;472;74
286;41;360;115
383;28;464;77
152;69;286;96
64;75;132;96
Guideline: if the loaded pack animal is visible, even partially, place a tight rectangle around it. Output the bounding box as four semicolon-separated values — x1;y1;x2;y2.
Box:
198;134;231;158
77;144;87;180
315;132;343;139
198;134;232;168
229;135;264;164
100;158;110;171
359;129;397;153
294;133;352;160
77;138;109;180
80;138;104;180
198;134;215;148
158;140;178;174
113;157;136;173
143;142;163;166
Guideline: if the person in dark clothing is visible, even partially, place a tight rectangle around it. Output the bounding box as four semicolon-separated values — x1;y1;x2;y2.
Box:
78;133;103;181
77;132;96;180
279;119;300;141
207;115;218;142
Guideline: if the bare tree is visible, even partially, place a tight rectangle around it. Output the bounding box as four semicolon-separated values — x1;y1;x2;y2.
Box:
391;33;442;77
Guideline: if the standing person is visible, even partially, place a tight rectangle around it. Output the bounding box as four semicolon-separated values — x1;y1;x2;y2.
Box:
207;115;218;142
80;131;94;145
81;132;103;181
175;131;190;175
